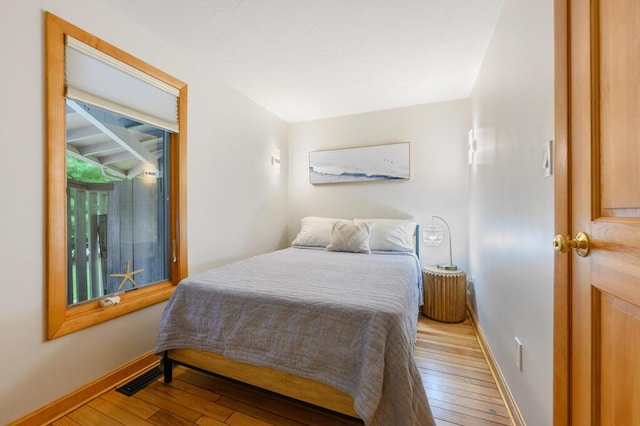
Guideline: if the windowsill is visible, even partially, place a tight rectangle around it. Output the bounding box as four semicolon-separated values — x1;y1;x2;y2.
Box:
48;281;176;339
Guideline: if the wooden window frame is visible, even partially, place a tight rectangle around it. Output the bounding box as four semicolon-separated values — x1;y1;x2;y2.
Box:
45;12;188;339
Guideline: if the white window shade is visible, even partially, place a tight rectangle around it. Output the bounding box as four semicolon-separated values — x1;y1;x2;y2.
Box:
65;36;179;133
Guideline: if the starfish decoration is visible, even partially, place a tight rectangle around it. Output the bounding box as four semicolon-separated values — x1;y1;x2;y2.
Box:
110;260;144;291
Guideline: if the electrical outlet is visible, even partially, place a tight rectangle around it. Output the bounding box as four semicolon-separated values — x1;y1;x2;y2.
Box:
466;275;475;296
514;337;523;371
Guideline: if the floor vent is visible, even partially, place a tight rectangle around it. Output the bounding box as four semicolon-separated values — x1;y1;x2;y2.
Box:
116;365;163;396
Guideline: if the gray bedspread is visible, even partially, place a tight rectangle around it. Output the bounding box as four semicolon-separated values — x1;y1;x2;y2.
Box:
154;247;435;426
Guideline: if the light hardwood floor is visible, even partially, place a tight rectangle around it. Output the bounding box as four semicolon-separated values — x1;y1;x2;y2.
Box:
51;315;513;426
416;315;513;425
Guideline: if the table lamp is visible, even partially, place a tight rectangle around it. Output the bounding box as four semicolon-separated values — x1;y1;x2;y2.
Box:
423;215;457;271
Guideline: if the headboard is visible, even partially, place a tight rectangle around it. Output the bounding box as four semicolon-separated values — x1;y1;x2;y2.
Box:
414;224;420;258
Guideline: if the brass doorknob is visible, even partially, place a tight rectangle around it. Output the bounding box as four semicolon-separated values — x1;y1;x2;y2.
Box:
553;232;590;257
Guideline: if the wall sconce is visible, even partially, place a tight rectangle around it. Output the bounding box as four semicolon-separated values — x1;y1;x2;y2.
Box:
468;128;476;165
141;168;161;183
423;215;457;270
271;148;281;175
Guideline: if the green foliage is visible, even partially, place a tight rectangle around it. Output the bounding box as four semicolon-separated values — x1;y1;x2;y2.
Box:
66;155;119;183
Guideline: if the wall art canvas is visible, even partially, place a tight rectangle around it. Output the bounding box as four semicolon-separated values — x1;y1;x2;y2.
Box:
309;142;410;184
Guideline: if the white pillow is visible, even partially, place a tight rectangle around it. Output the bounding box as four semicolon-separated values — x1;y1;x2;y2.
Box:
326;220;371;254
291;217;339;248
354;218;417;252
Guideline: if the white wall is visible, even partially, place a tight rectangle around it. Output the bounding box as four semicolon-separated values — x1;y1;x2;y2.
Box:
0;1;288;423
469;0;554;424
288;100;470;271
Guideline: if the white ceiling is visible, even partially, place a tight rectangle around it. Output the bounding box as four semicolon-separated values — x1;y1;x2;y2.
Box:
108;0;504;122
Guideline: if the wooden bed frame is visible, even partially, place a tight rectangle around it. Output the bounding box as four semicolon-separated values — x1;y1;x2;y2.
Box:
161;348;359;418
160;225;420;419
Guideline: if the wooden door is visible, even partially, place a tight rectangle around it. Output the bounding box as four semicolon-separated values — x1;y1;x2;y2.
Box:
555;0;640;424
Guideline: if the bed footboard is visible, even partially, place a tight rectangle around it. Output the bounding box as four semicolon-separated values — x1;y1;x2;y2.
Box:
165;348;360;419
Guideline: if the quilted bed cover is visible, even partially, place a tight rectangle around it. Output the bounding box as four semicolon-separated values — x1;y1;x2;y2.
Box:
154;247;435;425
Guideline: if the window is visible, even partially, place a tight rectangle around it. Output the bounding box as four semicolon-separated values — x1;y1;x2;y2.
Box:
46;12;188;339
66;103;171;304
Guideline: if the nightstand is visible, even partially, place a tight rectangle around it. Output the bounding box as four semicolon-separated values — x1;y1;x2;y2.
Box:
422;266;467;323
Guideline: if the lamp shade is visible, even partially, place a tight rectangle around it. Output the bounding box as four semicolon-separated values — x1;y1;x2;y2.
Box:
423;223;443;246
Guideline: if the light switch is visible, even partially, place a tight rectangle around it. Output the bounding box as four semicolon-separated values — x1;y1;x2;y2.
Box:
541;140;552;177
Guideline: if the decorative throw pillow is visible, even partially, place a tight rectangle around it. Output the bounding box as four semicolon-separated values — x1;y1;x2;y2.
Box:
354;218;417;252
291;217;339;248
326;220;371;254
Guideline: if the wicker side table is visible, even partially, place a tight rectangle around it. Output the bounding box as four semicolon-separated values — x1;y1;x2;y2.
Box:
422;266;467;323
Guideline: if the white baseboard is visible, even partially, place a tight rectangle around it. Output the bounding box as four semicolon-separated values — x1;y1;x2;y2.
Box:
467;303;526;426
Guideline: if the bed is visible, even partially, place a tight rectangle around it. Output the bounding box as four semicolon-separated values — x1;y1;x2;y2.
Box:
154;218;435;426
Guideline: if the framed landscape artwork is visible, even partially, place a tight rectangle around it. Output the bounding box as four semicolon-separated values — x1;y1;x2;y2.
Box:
309;142;410;184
